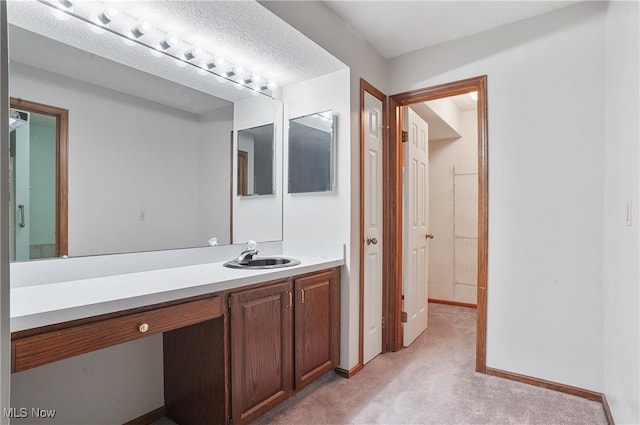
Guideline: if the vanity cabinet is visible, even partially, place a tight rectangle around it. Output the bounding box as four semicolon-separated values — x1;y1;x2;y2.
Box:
294;269;341;389
230;280;294;424
11;264;341;425
230;268;340;425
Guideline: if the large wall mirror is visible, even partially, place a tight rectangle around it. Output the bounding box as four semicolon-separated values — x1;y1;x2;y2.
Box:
288;110;336;193
6;2;285;260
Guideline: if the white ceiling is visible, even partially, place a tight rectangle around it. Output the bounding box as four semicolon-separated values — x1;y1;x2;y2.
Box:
324;0;583;59
411;93;477;141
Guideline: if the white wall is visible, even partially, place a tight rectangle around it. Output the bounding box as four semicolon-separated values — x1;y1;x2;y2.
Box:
390;3;606;391
428;109;478;304
262;0;388;371
282;68;351;367
232;95;283;244
10;62;233;256
10;336;164;424
603;1;640;423
390;2;607;391
198;108;233;246
262;3;640;415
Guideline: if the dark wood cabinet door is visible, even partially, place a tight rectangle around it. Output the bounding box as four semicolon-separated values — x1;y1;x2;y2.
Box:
231;280;294;425
294;268;340;389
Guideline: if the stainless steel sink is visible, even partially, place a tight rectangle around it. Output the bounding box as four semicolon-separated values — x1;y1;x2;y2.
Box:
223;256;301;269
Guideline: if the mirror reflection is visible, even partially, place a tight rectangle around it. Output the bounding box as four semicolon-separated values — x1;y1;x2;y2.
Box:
7;4;281;260
237;124;275;197
288;110;335;193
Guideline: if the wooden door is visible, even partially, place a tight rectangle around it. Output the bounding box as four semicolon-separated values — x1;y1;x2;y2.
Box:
230;281;294;425
403;107;429;347
294;269;340;390
363;90;384;364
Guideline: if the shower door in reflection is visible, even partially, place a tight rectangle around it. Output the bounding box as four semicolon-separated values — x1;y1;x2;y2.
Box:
9;110;31;260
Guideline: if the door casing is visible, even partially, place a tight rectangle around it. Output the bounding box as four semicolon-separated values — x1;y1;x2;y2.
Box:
9;97;68;258
388;75;488;372
358;75;488;373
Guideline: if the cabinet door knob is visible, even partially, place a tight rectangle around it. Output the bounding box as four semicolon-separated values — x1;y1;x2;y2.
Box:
425;234;434;239
285;291;293;308
366;237;378;245
138;323;150;333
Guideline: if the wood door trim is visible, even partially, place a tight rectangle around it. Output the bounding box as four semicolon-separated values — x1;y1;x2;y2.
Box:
388;75;488;372
359;79;388;372
428;298;477;309
9;97;68;257
485;366;606;402
230;131;234;244
238;150;249;196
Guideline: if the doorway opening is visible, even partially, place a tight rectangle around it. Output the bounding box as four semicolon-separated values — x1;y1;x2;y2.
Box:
358;76;488;374
9;98;68;260
388;76;488;371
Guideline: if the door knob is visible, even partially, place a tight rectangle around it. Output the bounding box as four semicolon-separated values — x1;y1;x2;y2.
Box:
366;237;378;245
425;234;434;239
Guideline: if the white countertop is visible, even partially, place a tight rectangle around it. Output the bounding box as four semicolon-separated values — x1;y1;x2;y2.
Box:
11;242;344;332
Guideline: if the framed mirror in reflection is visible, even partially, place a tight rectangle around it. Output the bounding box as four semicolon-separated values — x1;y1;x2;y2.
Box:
288;110;335;194
6;2;281;260
237;124;275;197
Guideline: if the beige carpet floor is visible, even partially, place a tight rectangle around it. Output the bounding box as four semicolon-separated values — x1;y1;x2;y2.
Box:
254;303;608;425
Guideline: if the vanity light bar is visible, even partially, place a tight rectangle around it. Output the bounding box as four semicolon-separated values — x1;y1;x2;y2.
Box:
37;0;277;95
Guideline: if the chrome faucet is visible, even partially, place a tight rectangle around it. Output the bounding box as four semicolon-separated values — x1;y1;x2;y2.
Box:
235;240;258;265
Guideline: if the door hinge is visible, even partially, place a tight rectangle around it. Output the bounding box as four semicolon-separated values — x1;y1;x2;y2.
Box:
381;315;385;329
401;311;408;323
227;296;232;309
401;130;409;143
227;417;233;425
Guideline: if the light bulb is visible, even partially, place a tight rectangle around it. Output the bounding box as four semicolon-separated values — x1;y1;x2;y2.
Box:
131;21;152;39
95;8;118;26
158;35;178;50
183;48;201;61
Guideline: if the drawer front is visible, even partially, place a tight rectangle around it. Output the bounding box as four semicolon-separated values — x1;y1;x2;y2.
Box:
12;296;222;372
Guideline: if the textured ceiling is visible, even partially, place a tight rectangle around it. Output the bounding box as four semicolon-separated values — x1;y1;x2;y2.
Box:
324;0;583;59
7;1;346;111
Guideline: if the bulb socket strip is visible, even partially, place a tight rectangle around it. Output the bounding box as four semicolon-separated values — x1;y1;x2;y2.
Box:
39;0;276;96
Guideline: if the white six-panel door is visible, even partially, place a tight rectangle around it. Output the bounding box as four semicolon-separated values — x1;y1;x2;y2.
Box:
363;91;384;364
403;107;429;347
